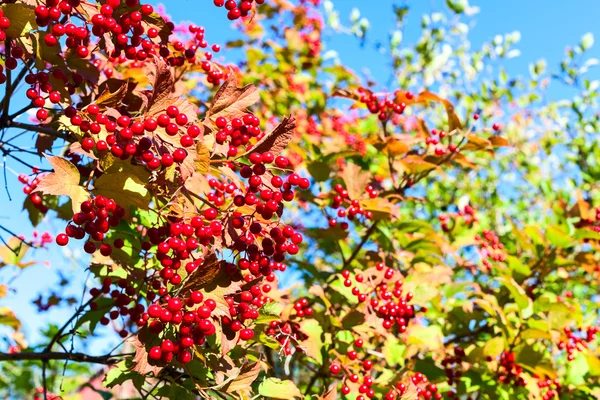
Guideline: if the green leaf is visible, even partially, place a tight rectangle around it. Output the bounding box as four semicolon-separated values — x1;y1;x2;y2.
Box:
94;163;151;215
307;160;331;182
0;4;37;37
299;319;323;365
545;225;572;248
515;344;556;379
258;378;302;399
548;303;582;330
567;352;589;385
446;0;468;13
483;337;505;358
255;302;283;325
506;255;531;276
496;276;533;318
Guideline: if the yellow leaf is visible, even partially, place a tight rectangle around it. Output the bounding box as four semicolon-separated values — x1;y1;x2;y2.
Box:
0;4;37;38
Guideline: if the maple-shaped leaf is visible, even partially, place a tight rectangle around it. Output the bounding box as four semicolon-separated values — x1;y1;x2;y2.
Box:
242;116;296;157
128;335;162;377
205;74;260;123
34;154;89;215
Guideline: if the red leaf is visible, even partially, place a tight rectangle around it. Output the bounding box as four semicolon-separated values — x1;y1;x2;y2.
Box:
243;116;296;157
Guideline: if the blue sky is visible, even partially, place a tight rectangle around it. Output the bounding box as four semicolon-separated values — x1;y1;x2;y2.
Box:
1;0;600;350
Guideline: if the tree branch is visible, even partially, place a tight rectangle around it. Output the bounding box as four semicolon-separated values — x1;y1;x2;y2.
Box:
342;220;380;269
8;121;76;143
0;351;121;365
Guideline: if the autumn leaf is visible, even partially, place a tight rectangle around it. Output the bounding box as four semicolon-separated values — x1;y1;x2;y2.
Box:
222;361;262;393
0;307;21;330
242;116;296;157
0;237;35;269
94;81;129;109
462;135;492;152
205;74;260;123
258;378;303;399
128;335;163;377
181;253;223;293
0;4;37;38
342;162;371;199
400;155;440;175
319;385;337;400
93;162;151;216
489;136;510;147
34;154;89;215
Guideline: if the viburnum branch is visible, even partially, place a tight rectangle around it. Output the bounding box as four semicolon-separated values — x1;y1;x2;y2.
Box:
8;121;75;142
0;351;123;365
342;220;380;269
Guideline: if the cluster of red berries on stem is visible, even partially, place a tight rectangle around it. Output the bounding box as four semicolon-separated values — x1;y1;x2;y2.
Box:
73;104;199;169
474;229;506;270
536;376;562;400
55;196;125;256
358;87;406;122
496;351;526;387
265;319;309;356
426;128;460;155
558;325;598;361
327;183;376;230
441;346;466;397
20;170;49;214
213;0;265;20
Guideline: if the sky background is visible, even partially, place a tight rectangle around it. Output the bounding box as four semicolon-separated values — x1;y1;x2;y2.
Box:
1;0;600;354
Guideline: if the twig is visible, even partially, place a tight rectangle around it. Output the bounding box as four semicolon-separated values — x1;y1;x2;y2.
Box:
342;220;380;269
0;351;122;365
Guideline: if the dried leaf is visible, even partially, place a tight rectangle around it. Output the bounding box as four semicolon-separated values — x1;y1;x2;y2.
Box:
34;154;89;214
206;75;260;123
95;81;128;109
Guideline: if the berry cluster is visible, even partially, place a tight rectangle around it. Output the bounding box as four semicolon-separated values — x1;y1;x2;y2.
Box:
265;320;309;356
71;104;201;168
496;351;526;387
558;325;598;361
19;170;49;215
536;377;562;400
358;87;406;122
55;196;125;256
212;0;265;20
425;128;459;155
474;229;506;270
145;290;218;364
441;346;466;398
438;204;476;232
327;183;376;230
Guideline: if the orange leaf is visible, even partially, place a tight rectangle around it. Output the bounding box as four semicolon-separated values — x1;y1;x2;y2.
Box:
34;154;89;214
